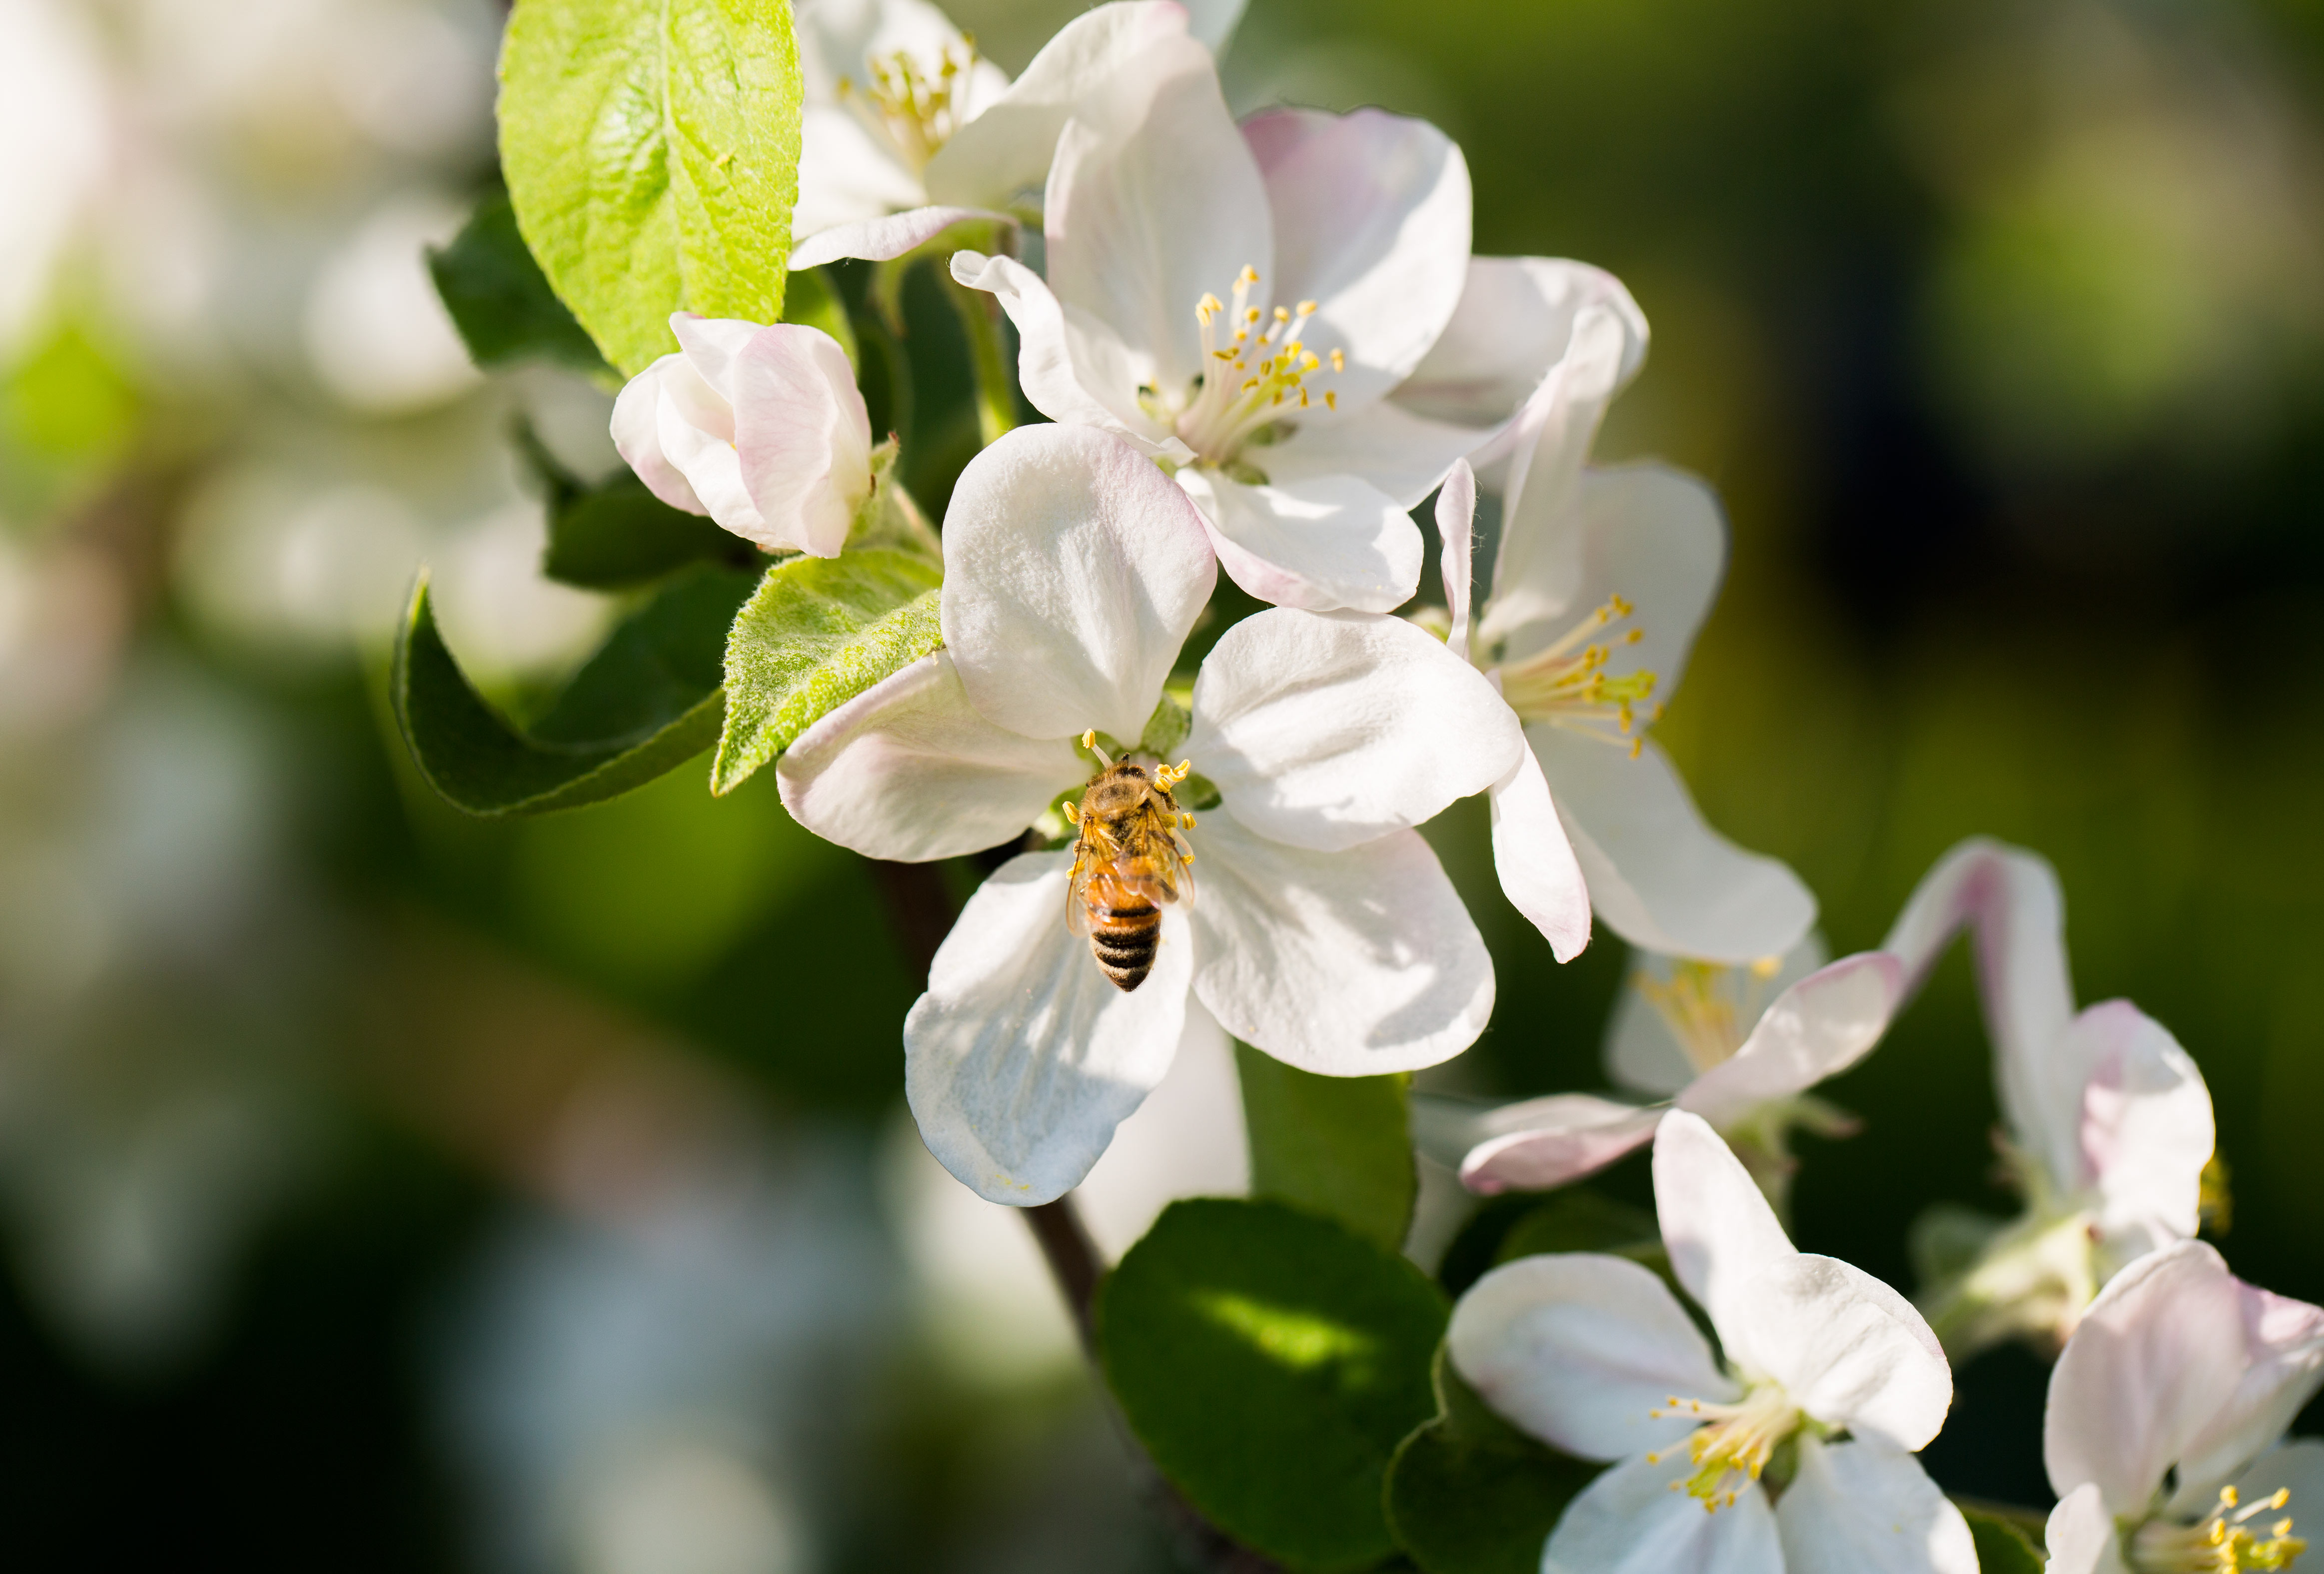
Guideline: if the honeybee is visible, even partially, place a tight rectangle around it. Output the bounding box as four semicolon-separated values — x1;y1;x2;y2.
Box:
1064;733;1196;992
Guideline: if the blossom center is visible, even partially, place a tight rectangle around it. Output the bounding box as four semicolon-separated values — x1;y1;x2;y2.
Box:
837;38;979;169
2129;1486;2306;1573
1646;1384;1802;1512
1636;956;1784;1074
1152;265;1343;474
1495;596;1659;756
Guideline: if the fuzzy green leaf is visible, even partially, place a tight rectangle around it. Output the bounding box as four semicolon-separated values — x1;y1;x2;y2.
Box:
1097;1198;1447;1571
1960;1505;2048;1574
499;0;802;377
427;192;612;376
712;547;943;794
393;563;756;816
1235;1042;1416;1251
1385;1346;1596;1574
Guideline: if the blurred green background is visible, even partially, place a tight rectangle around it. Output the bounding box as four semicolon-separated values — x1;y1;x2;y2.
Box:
1;0;2319;1565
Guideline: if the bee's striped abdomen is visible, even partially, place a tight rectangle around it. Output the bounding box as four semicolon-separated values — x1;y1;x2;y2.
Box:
1088;892;1162;991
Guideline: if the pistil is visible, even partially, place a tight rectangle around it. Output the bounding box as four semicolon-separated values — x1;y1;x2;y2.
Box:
1495;596;1659;755
1646;1384;1803;1512
1158;266;1343;472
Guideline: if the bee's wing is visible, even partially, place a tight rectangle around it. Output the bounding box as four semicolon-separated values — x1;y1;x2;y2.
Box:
1066;842;1099;937
1145;803;1193;911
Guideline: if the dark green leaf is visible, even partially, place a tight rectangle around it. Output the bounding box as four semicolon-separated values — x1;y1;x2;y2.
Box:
781;265;857;369
426;192;612;376
392;563;756;816
1384;1347;1596;1574
1959;1504;2048;1573
712;546;943;794
500;0;803;377
1438;1187;1662;1298
545;479;749;591
1235;1042;1416;1251
1096;1198;1447;1571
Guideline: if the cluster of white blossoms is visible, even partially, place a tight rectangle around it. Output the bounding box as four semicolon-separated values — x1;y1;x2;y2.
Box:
603;3;2287;1568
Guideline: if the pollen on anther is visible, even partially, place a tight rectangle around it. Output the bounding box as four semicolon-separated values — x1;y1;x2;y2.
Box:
1324;390;1337;409
1329;348;1345;372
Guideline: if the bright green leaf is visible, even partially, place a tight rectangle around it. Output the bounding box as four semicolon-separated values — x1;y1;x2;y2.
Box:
427;192;612;375
1385;1346;1595;1574
1960;1504;2048;1574
393;563;756;816
1097;1198;1447;1571
500;0;803;377
712;547;943;794
1234;1043;1415;1251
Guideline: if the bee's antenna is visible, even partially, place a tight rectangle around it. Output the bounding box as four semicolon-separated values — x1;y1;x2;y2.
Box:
1080;729;1116;769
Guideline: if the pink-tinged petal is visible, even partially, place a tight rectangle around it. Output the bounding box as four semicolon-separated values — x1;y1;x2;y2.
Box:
2066;1001;2213;1244
923;0;1201;210
1456;1096;1663;1194
1043;58;1269;396
669;313;765;402
1543;1452;1784;1574
1604;940;1829;1100
1651;1111;1797;1366
1729;1255;1951;1448
791;205;1013;269
905;851;1194;1205
1880;838;2077;1172
1187;608;1520;852
2045;1484;2130;1574
1449;1254;1737;1462
1188;819;1492;1075
1262;397;1490;508
1676;953;1906;1128
950;250;1187;458
1241;107;1471;416
1776;1436;1978;1574
2044;1240;2250;1514
940;425;1216;744
1395;257;1648;441
729;323;872;557
1487;744;1593;964
1177;468;1423;613
776;651;1085;861
2169;1284;2324;1511
655;373;764;536
1436;458;1476;661
611;353;709;514
1540;733;1817;967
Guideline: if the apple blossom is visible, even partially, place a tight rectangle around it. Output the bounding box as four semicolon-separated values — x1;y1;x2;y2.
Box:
950;38;1656;616
776;423;1521;1204
1432;318;1818;962
610;312;871;558
1883;837;2217;1358
1448;1110;1973;1574
2041;1240;2324;1574
787;0;1231;269
1437;936;1905;1214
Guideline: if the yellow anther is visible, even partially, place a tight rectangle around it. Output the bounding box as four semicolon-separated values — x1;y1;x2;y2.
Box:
1061;799;1079;822
1080;730;1096;750
1324;390;1337;409
1181;812;1196;828
1329;348;1345;371
1297;298;1317;314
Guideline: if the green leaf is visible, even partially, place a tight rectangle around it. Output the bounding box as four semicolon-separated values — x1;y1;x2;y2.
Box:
1384;1347;1596;1574
1438;1186;1662;1298
426;192;612;376
1234;1042;1415;1251
393;563;757;816
500;0;803;378
511;419;749;591
781;264;857;369
1096;1198;1447;1571
1959;1504;2047;1574
712;547;943;794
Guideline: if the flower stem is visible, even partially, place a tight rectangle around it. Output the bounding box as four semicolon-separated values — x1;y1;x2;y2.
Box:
945;274;1019;447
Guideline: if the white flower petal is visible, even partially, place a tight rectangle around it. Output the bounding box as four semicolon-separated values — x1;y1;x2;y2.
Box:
2169;1284;2324;1511
1541;733;1816;966
1650;1111;1797;1368
611;353;709;514
1263;396;1493;508
1676;952;1906;1128
905;851;1194;1205
1241;107;1471;414
1457;1096;1664;1194
1043;59;1269;396
2065;1001;2213;1245
1604;939;1828;1100
2044;1240;2250;1515
924;0;1201;210
1436;458;1476;661
669;312;765;400
776;651;1085;860
940;425;1216;743
1776;1436;1978;1574
1727;1254;1951;1449
1177;468;1424;614
729;323;871;557
1187;607;1520;851
1449;1254;1736;1462
794;104;927;235
656;372;765;537
791;204;1013;269
1074;997;1247;1260
950;250;1187;457
1488;744;1593;963
2044;1483;2129;1574
1394;257;1648;439
1188;819;1492;1075
1543;1453;1784;1574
